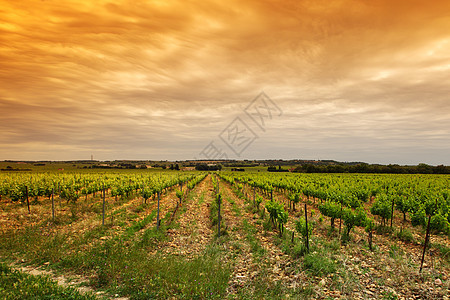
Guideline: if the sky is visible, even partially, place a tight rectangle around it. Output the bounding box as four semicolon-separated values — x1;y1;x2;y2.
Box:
1;0;450;165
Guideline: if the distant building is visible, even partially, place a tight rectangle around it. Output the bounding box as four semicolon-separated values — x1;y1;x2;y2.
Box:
182;167;195;171
135;164;152;169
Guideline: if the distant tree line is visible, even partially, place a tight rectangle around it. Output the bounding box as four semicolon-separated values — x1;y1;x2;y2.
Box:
267;166;289;172
195;164;222;171
1;166;32;172
293;163;450;174
169;164;180;170
224;163;259;167
91;163;146;169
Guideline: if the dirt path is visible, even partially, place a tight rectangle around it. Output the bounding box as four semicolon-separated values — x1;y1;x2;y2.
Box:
219;183;257;294
218;179;305;296
160;176;214;257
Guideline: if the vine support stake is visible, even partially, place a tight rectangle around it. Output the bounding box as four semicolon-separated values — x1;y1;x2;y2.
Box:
156;191;161;230
142;184;146;204
420;215;432;273
26;186;30;214
180;183;183;204
305;203;309;252
51;188;55;222
390;197;395;228
339;201;342;235
218;195;221;238
102;186;106;226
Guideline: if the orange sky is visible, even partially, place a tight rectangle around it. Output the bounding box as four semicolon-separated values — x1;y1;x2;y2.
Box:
1;0;450;164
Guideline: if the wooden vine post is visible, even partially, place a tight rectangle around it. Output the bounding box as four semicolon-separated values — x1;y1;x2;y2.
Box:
156;191;161;230
25;186;30;214
180;182;183;203
304;203;309;251
102;186;106;226
218;194;222;237
51;188;55;222
420;215;432;272
420;197;438;272
339;200;342;234
390;197;395;228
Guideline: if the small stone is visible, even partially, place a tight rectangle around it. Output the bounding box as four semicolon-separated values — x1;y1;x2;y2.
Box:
434;278;442;286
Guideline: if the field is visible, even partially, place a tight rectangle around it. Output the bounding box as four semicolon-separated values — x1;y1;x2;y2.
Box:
0;168;449;299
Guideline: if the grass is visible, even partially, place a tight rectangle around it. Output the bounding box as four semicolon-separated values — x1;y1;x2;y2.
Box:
388;244;404;259
225;196;241;217
210;196;219;227
198;191;206;205
432;243;450;262
376;225;394;235
138;226;168;247
0;263;97;300
395;228;415;243
234;276;314;299
381;290;399;300
2;235;230;299
242;220;266;258
85;241;230;299
303;248;337;276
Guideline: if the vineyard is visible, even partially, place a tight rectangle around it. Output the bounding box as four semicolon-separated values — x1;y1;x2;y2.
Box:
0;169;449;299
